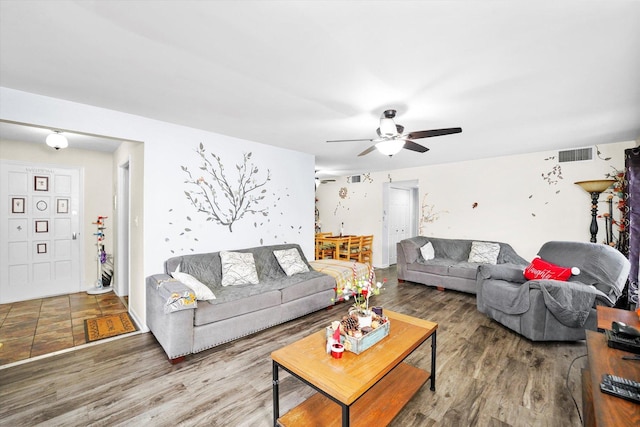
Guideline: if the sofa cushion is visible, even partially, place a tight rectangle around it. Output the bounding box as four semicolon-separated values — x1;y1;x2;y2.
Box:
399;237;427;264
273;248;309;276
433;238;472;262
410;259;450;275
194;285;281;325
174;253;223;288
448;262;481;280
277;272;335;304
220;251;260;286
468;241;500;264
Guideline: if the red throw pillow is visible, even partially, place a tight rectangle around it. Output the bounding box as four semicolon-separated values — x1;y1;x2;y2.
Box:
523;257;578;282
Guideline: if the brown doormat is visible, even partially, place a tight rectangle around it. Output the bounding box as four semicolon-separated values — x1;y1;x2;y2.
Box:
84;312;138;343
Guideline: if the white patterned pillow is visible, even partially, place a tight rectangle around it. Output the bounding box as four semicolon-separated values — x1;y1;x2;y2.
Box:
468;241;500;264
220;251;260;286
171;265;216;300
420;241;435;261
273;248;309;276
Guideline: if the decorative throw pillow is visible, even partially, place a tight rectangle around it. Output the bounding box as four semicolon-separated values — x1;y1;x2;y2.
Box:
468;241;500;264
523;257;580;281
273;248;309;276
171;265;216;300
220;251;260;286
420;241;435;261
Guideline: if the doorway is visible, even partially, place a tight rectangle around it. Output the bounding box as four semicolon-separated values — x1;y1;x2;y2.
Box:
116;160;130;297
382;180;418;266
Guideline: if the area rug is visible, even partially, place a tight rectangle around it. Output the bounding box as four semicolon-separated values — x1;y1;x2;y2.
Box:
84;312;138;343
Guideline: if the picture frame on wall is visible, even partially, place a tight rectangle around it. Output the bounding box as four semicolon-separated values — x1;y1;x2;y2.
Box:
35;220;48;233
34;176;49;191
56;198;69;214
11;197;25;214
37;243;47;254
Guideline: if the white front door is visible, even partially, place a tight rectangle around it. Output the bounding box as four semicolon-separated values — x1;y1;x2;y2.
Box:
0;161;82;303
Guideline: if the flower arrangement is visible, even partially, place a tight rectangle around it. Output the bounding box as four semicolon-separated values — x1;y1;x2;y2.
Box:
338;263;385;315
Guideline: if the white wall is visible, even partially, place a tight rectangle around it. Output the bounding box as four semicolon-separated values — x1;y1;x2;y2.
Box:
316;141;633;265
0;139;114;288
112;140;144;304
0;87;315;326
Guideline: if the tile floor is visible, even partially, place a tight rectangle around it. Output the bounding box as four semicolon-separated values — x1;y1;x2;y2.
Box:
0;292;129;365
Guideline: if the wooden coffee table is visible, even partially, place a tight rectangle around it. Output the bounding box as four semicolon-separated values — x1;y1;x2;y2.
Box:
271;310;438;427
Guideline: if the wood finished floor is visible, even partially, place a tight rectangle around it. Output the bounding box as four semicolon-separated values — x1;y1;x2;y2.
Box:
0;292;129;365
0;266;588;426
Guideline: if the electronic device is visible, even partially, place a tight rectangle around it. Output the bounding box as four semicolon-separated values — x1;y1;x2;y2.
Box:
605;330;640;354
612;321;640;337
600;374;640;404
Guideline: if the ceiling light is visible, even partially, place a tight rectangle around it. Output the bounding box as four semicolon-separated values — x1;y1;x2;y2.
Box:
46;131;68;150
375;139;405;156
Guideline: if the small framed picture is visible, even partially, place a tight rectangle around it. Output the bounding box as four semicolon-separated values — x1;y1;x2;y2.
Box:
35;220;48;233
57;198;69;214
11;197;25;214
37;243;47;254
34;176;49;191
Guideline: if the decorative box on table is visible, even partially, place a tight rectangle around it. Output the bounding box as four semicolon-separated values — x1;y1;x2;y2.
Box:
326;319;390;355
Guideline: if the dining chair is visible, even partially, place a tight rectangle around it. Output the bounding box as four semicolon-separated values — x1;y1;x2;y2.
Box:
315;233;334;259
334;236;353;261
348;235;364;263
359;235;373;264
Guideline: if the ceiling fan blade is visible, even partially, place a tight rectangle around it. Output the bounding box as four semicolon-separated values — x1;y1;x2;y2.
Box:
405;127;462;139
403;140;430;153
326;138;375;143
358;145;377;156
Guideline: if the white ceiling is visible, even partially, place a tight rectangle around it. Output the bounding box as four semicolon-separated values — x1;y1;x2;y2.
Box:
1;1;639;179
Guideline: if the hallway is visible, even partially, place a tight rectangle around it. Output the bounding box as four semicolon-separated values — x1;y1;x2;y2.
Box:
0;292;128;365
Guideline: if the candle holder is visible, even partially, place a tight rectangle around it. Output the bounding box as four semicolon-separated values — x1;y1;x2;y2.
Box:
575;180;616;243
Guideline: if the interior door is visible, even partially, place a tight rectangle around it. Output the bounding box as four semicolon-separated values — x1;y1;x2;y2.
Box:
388;187;412;264
0;161;82;303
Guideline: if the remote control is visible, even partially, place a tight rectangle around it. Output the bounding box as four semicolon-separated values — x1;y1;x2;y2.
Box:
600;374;640;404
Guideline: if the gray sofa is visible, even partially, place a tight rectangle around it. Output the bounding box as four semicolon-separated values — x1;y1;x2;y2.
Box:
146;243;335;362
476;241;630;341
397;236;528;294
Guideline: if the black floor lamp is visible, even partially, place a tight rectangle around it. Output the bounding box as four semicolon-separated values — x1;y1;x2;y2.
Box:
575;179;616;243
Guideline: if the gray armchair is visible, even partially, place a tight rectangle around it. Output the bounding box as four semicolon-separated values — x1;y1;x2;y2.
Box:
476;241;630;341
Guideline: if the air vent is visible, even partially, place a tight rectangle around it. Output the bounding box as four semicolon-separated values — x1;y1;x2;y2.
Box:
558;147;593;163
350;175;361;183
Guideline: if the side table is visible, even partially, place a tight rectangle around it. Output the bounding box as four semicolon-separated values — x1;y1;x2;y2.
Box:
582;306;640;427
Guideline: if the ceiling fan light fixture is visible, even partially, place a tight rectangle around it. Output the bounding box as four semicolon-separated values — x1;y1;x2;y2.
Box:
379;117;397;137
46;131;68;150
375;139;404;156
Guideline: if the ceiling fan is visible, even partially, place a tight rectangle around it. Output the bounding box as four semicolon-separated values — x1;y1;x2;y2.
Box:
315;170;336;188
327;109;462;157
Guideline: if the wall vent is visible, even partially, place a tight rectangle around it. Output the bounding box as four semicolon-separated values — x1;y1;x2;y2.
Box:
558;147;593;163
350;175;361;183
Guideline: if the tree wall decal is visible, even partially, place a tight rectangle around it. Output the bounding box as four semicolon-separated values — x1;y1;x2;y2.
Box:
181;143;271;232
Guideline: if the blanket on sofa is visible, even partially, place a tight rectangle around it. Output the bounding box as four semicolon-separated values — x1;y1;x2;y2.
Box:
308;259;373;298
483;279;601;328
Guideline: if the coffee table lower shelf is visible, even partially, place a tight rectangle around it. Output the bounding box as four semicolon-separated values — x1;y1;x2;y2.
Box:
277;362;430;427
